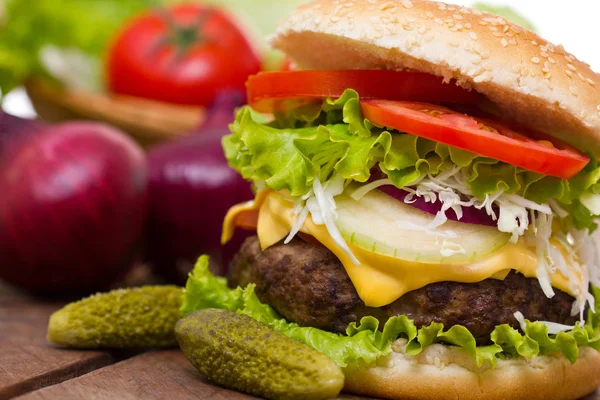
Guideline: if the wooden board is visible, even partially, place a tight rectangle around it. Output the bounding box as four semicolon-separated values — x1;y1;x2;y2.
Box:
0;292;116;400
12;350;600;400
2;282;600;400
14;351;371;400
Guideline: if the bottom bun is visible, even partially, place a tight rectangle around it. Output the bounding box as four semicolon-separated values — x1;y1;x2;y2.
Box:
344;340;600;400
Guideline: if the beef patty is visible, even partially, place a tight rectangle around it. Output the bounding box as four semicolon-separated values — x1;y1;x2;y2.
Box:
229;236;579;343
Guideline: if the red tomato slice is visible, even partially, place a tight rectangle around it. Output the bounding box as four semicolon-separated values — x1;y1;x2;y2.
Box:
360;100;589;179
247;70;484;113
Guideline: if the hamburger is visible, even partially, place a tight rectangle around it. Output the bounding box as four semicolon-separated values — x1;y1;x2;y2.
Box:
182;1;600;399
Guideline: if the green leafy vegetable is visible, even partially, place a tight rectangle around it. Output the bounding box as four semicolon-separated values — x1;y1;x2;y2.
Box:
223;90;600;230
0;0;160;96
182;256;600;368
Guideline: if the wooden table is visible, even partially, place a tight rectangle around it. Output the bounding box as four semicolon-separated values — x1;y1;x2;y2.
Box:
2;282;599;400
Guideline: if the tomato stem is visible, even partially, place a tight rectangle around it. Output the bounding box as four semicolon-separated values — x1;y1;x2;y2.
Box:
151;7;215;63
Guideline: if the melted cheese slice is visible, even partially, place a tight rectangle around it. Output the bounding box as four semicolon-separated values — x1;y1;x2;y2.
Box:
223;191;579;307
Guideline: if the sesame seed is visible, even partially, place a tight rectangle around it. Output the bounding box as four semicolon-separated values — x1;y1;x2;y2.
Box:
570;86;578;96
596;105;600;111
542;67;550;73
545;79;553;89
469;32;478;40
424;33;435;42
401;0;414;9
565;70;573;77
438;3;447;11
541;51;549;58
492;31;503;37
548;57;556;64
506;31;514;37
578;73;586;81
481;51;490;59
509;39;517;46
425;11;434;18
567;64;577;71
472;55;482;65
472;9;483;16
434;18;443;25
479;21;488;26
453;14;463;20
380;2;396;11
465;23;472;29
418;26;427;34
474;74;487;83
343;1;354;7
531;40;538;45
501;39;508;47
512;65;521;73
330;16;340;22
587;78;596;86
531;57;540;64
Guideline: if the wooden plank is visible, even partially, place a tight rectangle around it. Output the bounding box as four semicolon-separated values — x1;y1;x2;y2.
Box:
0;293;117;400
15;350;600;400
14;351;374;400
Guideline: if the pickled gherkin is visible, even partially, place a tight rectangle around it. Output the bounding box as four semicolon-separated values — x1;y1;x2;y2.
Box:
47;286;183;349
176;309;345;400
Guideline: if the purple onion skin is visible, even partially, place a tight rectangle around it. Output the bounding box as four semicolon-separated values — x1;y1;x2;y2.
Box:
0;122;148;295
146;90;252;284
146;133;253;284
0;113;45;154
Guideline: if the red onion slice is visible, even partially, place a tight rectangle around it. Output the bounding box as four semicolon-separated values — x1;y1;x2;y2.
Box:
378;185;498;227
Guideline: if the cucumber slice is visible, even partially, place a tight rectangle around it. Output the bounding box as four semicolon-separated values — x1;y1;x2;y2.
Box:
335;185;510;264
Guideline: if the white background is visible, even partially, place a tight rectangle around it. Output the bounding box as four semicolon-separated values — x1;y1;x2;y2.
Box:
3;0;600;118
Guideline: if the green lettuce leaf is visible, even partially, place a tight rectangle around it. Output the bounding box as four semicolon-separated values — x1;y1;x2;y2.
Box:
0;0;160;96
182;256;600;368
223;89;600;230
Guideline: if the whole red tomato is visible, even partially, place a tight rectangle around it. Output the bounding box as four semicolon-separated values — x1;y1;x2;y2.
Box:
107;4;261;107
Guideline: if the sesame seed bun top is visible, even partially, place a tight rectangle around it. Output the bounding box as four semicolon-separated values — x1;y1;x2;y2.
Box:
270;0;600;158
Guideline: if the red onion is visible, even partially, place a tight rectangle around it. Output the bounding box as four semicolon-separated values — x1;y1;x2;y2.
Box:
0;118;148;294
146;91;253;284
379;185;497;227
